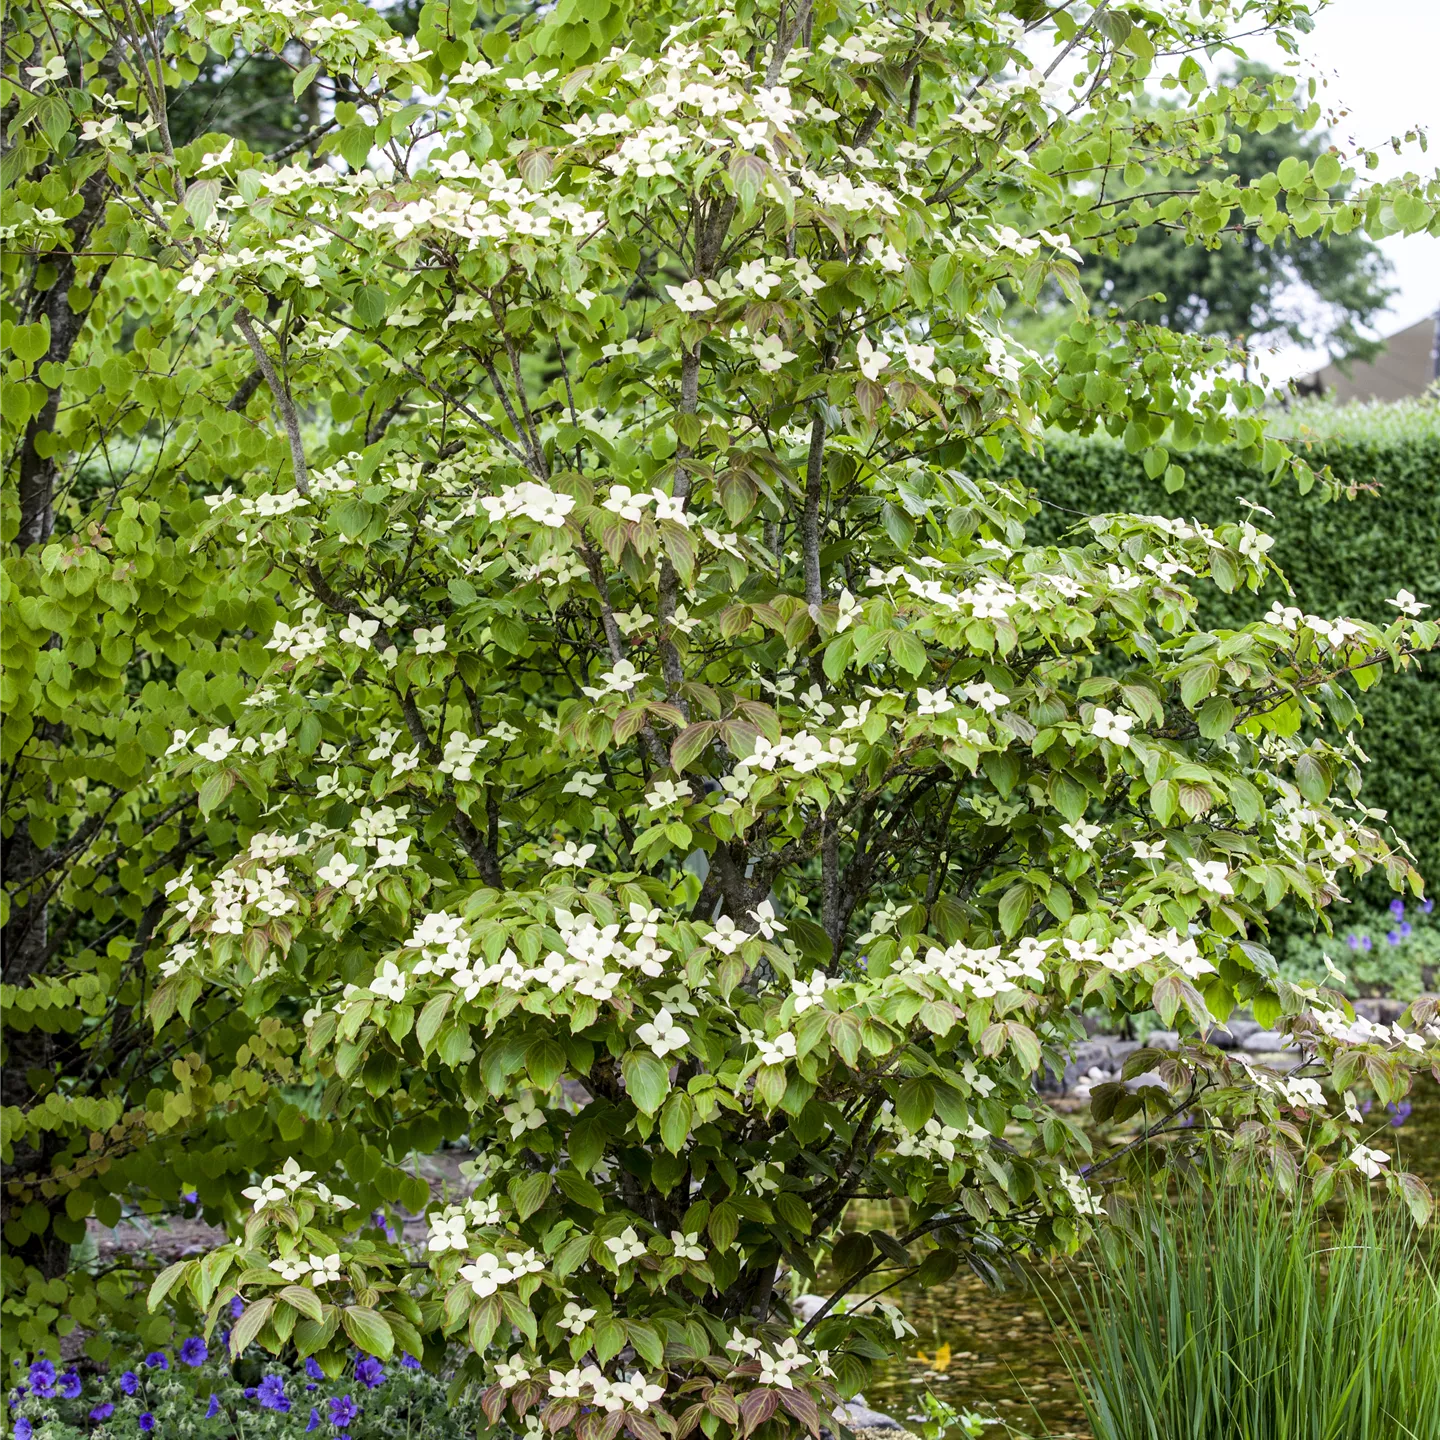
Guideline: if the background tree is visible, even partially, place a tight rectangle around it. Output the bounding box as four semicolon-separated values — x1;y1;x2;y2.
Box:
1081;64;1395;363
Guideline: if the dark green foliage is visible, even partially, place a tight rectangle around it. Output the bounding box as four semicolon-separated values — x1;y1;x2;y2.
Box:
1005;432;1440;896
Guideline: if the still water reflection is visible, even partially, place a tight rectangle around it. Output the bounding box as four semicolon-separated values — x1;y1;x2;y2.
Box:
843;1077;1440;1439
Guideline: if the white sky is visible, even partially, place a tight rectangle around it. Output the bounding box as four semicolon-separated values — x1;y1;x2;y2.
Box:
1244;0;1440;382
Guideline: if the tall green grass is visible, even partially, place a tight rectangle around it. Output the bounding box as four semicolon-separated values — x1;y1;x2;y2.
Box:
1045;1181;1440;1440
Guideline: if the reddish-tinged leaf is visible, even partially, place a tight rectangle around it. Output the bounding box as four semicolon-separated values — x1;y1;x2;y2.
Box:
622;1412;664;1440
671;722;717;773
779;1388;822;1436
544;1401;579;1434
738;1387;779;1436
481;1385;508;1425
706;1387;739;1425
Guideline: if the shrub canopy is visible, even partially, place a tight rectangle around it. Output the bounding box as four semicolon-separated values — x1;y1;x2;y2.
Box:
4;0;1440;1421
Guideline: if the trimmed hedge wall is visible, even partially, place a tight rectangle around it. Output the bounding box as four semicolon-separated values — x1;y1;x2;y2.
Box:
999;434;1440;892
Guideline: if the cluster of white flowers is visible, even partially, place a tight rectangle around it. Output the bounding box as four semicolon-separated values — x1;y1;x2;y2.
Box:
891;1116;966;1163
240;1157;355;1214
350;157;605;248
459;1246;544;1298
425;1194;504;1254
438;730;487;782
1263;601;1373;650
1057;929;1216;982
724;1332;832;1387
266;612;329;662
739;730;860;776
271;1250;344;1285
546;1365;665;1413
166;860;296;936
480;481;576;528
895;927;1216;1000
392;904;686;1010
601;484;688;524
897;936;1050;998
1311;1007;1432;1052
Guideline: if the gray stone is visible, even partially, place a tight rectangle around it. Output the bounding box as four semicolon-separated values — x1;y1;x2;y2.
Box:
1354;997;1408;1025
835;1403;907;1432
1241;1030;1294;1052
1146;1030;1180;1050
1062;1037;1139;1091
1223;1017;1261;1044
1124;1071;1168;1092
1249;1050;1302;1072
791;1293;827;1323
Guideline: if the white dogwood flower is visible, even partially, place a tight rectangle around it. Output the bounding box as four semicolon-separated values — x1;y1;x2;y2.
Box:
1090;707;1136;746
636;1007;689;1058
1186;858;1233;896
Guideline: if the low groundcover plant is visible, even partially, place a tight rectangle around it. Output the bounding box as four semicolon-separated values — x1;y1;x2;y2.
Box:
6;1335;476;1439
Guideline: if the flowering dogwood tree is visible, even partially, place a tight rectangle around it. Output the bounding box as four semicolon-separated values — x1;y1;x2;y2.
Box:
6;0;1440;1415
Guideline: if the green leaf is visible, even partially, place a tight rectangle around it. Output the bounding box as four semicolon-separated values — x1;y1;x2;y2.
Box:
277;59;317;105
526;1036;566;1090
895;1078;934;1134
1197;696;1235;740
621;1050;670;1114
183;178;221;231
998;882;1032;938
555;1169;604;1211
659;1090;693;1154
888;629;928;676
507;1171;553;1221
341;1306;394;1359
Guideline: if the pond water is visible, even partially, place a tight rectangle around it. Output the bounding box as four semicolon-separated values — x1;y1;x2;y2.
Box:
844;1075;1440;1440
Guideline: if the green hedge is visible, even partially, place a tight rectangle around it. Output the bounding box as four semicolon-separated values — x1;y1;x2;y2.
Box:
998;429;1440;895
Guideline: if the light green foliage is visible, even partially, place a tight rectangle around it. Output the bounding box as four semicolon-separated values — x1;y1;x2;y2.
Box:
4;0;1440;1427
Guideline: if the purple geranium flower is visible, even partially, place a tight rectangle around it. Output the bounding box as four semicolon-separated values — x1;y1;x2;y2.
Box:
144;1352;169;1371
353;1356;384;1390
307;1408;321;1433
140;1414;156;1433
15;1418;33;1440
179;1337;208;1368
1400;921;1413;938
182;1189;199;1204
1421;898;1434;915
1387;929;1401;945
1346;933;1359;949
1361;935;1373;951
400;1353;421;1370
306;1359;324;1381
120;1371;139;1395
1390;898;1406;918
59;1370;82;1399
329;1394;360;1427
206;1394;222;1418
230;1296;245;1320
91;1403;116;1421
27;1362;55;1399
257;1375;291;1413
